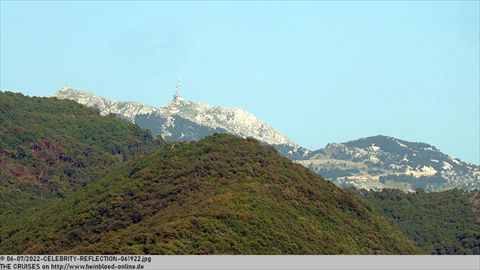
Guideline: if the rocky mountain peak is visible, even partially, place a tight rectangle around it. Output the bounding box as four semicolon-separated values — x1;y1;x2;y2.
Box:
301;135;479;192
52;86;310;159
53;87;478;192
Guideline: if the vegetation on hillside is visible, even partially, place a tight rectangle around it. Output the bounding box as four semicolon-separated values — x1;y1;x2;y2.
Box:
0;91;162;216
2;91;476;255
0;135;419;254
357;188;480;254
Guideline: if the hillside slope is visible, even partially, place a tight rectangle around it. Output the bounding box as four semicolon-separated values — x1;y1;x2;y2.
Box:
358;188;480;255
0;135;419;254
0;91;162;216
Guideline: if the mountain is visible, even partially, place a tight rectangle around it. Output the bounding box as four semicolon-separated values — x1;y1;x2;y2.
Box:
0;91;162;217
0;134;420;254
298;135;480;192
53;87;478;192
54;87;310;159
358;188;480;255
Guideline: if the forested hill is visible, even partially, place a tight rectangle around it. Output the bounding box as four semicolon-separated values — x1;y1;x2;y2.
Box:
0;135;419;254
3;91;475;255
0;91;163;216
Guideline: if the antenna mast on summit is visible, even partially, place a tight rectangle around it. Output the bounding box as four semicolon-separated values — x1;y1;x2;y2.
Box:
173;77;182;103
176;77;181;97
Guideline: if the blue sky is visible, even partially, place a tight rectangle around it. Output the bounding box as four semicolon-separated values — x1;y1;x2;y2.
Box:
1;1;479;163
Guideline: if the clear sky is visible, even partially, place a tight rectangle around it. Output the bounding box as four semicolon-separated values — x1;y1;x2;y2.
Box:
1;1;479;164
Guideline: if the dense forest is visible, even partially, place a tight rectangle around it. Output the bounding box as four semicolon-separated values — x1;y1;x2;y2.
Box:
357;188;480;255
0;134;419;254
0;92;478;255
0;91;162;218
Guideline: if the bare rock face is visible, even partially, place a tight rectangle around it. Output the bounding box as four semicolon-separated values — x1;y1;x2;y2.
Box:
298;135;480;192
53;87;310;160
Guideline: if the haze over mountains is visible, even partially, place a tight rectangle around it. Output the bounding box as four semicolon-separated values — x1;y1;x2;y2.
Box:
53;87;479;192
1;90;478;255
0;91;419;254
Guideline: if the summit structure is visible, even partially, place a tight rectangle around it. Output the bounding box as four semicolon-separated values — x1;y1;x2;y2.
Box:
172;77;182;103
52;87;479;192
53;86;310;160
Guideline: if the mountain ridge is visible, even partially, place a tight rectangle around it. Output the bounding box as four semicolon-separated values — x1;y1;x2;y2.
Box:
54;87;310;159
0;90;477;255
300;135;480;192
53;87;479;192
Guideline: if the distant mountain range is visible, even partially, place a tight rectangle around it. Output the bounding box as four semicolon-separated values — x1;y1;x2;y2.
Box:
1;90;478;255
53;87;479;192
298;136;480;192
